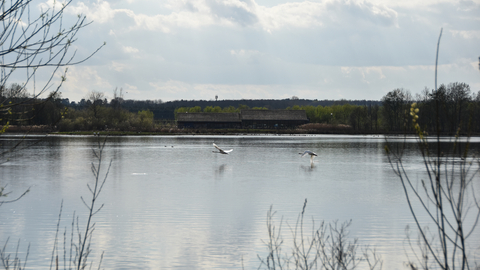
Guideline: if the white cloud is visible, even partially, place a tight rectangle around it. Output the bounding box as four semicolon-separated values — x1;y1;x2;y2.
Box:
450;30;480;39
122;46;139;54
110;61;129;72
245;0;398;31
133;12;216;32
230;49;264;64
230;49;262;57
257;2;324;31
61;66;112;101
67;1;118;24
368;0;454;9
342;66;388;80
123;84;139;95
150;80;191;95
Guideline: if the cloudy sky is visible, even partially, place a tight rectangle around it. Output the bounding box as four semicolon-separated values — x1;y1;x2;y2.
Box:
47;0;480;102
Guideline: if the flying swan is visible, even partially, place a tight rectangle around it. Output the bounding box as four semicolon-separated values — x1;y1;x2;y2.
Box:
299;150;317;163
213;143;233;154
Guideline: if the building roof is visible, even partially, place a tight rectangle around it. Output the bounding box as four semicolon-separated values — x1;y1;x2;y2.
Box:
240;110;308;121
177;112;241;122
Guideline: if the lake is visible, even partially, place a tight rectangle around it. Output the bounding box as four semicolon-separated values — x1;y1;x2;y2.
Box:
0;134;479;269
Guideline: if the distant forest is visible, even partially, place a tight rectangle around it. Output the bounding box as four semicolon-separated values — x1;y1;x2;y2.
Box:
66;98;382;120
1;82;479;134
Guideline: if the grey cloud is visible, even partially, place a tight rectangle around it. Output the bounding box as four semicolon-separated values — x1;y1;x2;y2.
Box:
185;2;199;13
111;11;137;29
324;0;398;28
207;0;259;26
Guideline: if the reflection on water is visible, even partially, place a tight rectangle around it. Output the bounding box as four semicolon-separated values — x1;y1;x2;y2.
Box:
0;134;479;269
215;164;228;178
300;163;316;172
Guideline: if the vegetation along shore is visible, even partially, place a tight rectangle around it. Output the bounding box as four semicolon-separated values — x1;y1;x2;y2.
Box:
2;82;479;136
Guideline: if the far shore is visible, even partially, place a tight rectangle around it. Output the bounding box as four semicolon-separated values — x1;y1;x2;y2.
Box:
3;124;471;136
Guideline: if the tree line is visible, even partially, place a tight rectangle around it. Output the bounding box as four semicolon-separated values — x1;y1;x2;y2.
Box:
1;82;479;134
381;82;480;135
173;82;479;134
0;87;158;132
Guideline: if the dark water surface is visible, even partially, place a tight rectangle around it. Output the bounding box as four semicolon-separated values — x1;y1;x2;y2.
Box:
0;134;479;269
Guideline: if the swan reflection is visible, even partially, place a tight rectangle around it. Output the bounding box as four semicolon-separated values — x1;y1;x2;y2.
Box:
300;163;316;173
215;164;227;177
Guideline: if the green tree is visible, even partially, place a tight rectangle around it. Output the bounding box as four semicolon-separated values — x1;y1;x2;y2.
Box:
222;106;237;113
238;104;250;111
137;110;154;130
189;106;202;113
203;106;221;112
315;106;332;123
349;106;366;131
89;91;106;120
32;91;65;126
381;88;412;132
331;104;354;125
301;105;317;123
446;82;472;133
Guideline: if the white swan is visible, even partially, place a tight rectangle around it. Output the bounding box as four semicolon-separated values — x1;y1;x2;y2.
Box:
213;143;233;154
299;150;317;163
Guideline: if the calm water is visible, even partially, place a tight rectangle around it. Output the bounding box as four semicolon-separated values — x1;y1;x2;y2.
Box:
0;134;479;270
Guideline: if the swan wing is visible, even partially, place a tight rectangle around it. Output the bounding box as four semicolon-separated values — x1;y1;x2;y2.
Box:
213;143;222;151
301;150;317;157
213;143;232;154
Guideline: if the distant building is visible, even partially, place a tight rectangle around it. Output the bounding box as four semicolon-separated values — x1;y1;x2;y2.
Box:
240;110;308;129
177;112;241;129
177;110;308;129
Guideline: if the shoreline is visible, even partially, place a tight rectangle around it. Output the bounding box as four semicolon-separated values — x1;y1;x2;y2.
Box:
1;125;475;137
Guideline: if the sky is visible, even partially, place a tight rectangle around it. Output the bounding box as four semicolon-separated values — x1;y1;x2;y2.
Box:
37;0;480;102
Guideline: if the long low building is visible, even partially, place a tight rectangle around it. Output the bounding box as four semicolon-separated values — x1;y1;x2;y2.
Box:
177;110;308;129
176;112;242;129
